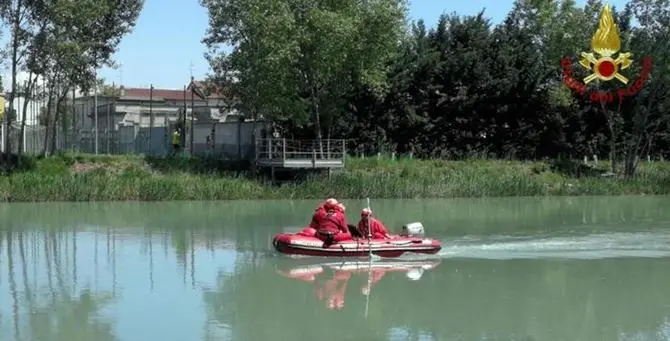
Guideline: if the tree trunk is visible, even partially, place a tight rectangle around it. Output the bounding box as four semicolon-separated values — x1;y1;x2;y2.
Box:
303;56;324;158
310;86;324;158
49;102;60;155
41;93;54;156
608;119;617;173
49;93;68;155
18;73;37;157
622;120;652;180
623;153;637;179
5;0;24;171
600;100;618;173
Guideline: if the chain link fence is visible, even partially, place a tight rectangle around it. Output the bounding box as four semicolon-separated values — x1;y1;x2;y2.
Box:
2;121;258;161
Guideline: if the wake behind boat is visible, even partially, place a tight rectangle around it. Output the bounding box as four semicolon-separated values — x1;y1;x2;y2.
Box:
272;222;442;258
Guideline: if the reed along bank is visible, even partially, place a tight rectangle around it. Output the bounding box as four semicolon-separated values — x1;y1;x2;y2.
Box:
0;153;669;202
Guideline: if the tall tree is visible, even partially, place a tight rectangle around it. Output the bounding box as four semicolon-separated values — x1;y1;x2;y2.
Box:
616;0;670;177
0;0;142;160
31;0;143;155
0;0;35;168
202;0;408;153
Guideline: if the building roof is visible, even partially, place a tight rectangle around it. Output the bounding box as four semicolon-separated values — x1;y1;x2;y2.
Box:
75;79;230;103
122;87;201;101
120;79;227;101
189;80;227;99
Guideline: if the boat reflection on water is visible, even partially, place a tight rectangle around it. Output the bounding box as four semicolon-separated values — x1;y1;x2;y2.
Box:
276;260;441;310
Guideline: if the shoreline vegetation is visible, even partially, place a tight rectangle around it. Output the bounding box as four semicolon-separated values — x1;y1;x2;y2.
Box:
0;153;669;202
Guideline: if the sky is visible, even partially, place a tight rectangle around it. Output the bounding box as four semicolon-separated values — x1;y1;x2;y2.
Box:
3;0;631;91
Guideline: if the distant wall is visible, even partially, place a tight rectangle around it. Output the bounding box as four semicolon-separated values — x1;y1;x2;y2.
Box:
191;121;260;159
6;120;267;160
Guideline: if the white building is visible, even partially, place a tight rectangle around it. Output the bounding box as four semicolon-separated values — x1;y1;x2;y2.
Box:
2;71;48;126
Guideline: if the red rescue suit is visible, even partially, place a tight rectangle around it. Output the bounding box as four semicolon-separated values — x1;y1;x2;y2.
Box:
358;218;390;239
309;205;327;229
317;211;351;242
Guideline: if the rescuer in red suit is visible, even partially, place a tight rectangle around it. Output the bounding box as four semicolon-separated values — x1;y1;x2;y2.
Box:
357;208;391;239
311;198;338;228
316;206;351;244
300;198;339;237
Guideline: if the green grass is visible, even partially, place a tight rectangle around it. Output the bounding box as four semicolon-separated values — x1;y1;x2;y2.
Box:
1;152;669;202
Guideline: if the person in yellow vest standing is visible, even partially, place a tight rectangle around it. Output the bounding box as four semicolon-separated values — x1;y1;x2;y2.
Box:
0;95;5;120
171;129;181;155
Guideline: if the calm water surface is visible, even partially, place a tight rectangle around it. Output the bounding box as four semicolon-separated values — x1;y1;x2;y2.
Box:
1;197;670;341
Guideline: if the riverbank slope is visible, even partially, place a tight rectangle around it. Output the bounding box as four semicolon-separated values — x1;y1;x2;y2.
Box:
0;153;668;202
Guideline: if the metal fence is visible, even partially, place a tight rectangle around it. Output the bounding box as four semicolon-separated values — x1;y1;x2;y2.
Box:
256;138;347;160
2;120;259;160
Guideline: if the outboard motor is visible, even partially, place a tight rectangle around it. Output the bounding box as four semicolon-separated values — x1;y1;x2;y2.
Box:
400;222;425;237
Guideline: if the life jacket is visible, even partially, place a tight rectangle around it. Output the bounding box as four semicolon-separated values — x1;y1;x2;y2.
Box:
358;218;386;236
319;211;345;233
310;206;327;228
358;218;373;236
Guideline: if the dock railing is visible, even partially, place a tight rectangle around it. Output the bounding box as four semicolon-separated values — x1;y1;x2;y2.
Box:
255;138;346;167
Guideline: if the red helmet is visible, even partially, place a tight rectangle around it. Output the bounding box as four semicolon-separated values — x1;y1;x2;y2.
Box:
361;208;372;217
325;198;338;209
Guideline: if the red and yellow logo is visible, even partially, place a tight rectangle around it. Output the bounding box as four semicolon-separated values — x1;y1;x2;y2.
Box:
561;4;652;103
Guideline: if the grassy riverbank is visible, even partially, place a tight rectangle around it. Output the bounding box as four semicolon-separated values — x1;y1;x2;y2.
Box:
0;153;669;202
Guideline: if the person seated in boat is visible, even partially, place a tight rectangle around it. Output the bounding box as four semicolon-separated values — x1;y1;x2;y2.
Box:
309;198;338;228
316;205;351;244
300;198;338;237
357;208;391;239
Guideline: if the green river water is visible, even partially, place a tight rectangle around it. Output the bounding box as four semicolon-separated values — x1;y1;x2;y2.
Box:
1;197;670;341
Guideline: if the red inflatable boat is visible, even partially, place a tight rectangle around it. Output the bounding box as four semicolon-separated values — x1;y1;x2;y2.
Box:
272;222;442;258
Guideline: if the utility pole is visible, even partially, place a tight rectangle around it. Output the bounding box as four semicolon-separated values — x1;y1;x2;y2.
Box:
72;87;76;151
182;86;186;150
190;77;194;155
149;84;153;154
94;67;98;154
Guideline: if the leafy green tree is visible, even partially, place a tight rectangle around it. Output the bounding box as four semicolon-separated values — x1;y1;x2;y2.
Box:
0;0;142;160
335;0;670;175
615;0;670;177
201;0;408;153
31;0;143;155
97;78;122;97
